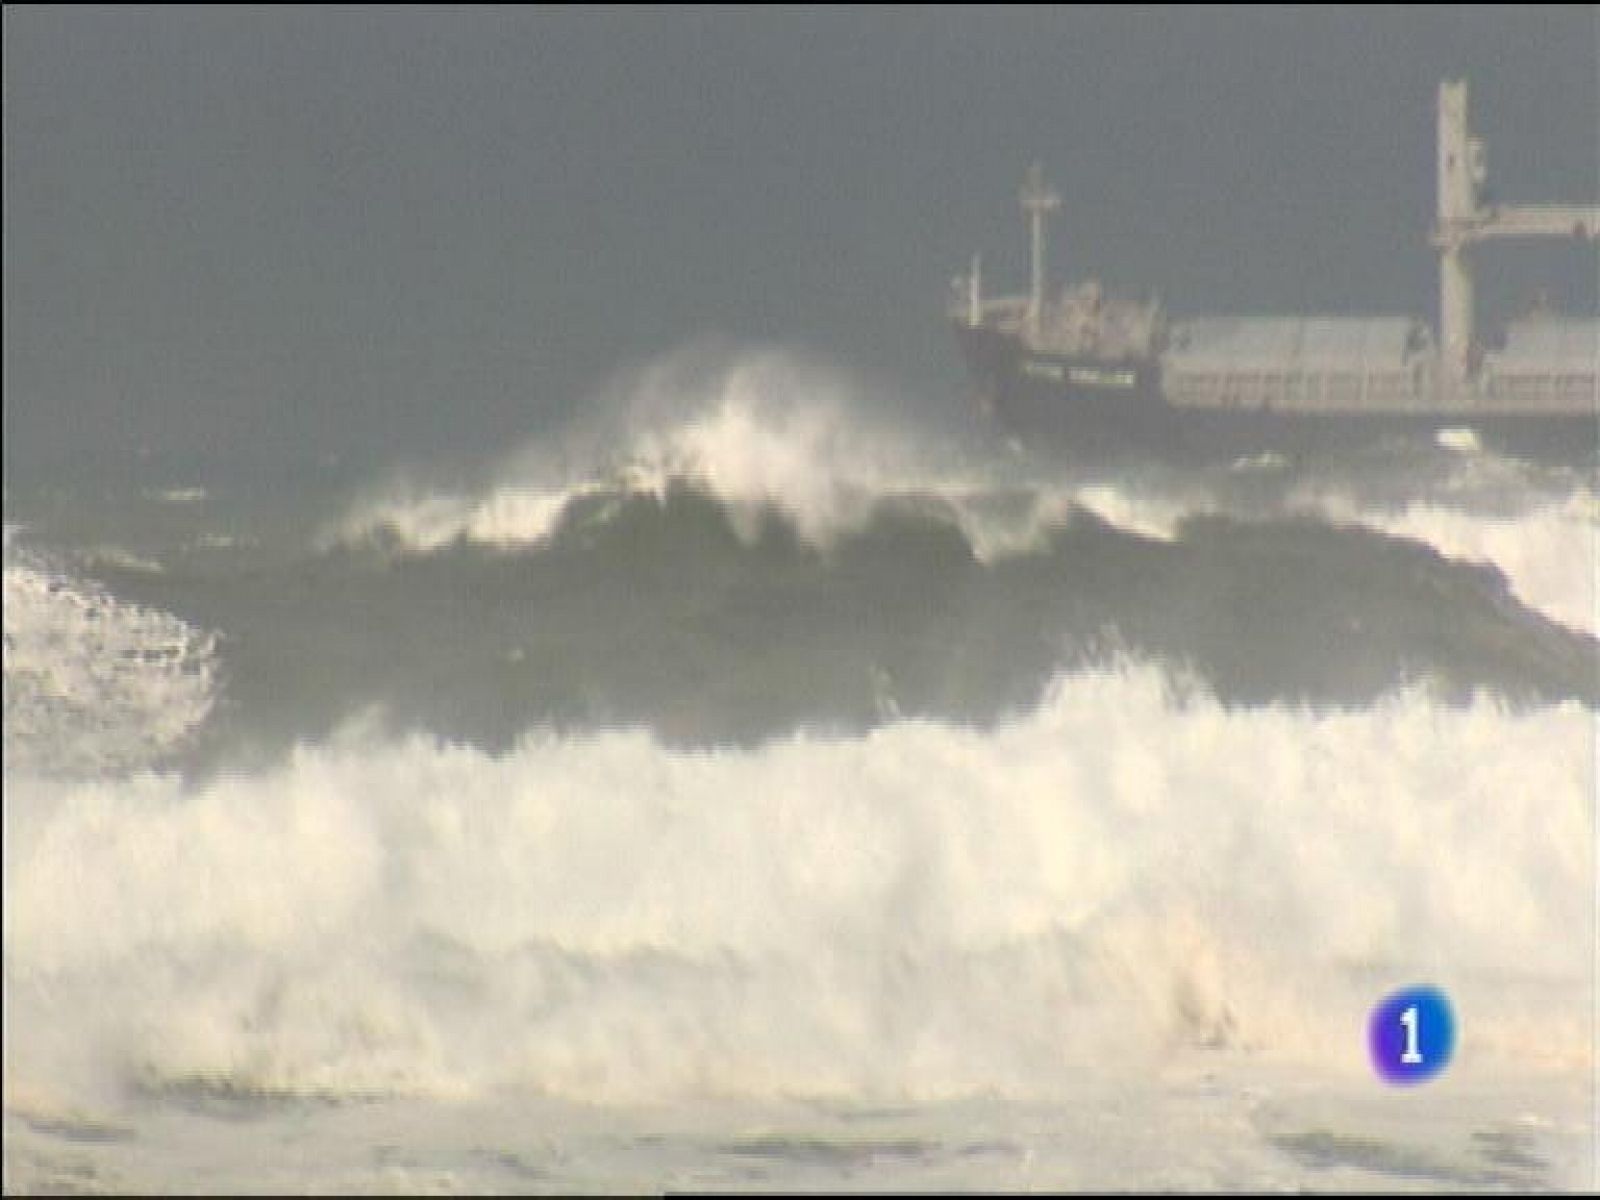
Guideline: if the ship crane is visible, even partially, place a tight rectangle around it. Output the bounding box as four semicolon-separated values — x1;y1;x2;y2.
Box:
1020;161;1061;340
1433;79;1600;394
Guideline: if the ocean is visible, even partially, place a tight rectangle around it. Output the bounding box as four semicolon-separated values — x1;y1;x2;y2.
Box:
4;346;1596;1192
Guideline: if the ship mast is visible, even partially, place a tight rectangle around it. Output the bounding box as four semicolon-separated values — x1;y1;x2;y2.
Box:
1433;79;1600;396
1020;162;1061;340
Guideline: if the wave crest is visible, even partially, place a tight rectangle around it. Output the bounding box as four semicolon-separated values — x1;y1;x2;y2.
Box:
2;542;219;777
5;664;1589;1106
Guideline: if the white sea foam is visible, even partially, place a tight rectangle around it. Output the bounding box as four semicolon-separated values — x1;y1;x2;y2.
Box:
1378;497;1596;638
326;482;584;553
146;486;208;506
1302;485;1598;638
2;546;217;778
931;479;1205;562
77;545;166;575
326;349;937;552
321;345;1597;650
325;348;1213;558
1435;427;1484;454
4;664;1590;1111
606;349;933;545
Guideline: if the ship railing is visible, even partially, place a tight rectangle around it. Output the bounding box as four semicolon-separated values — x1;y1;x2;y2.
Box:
947;293;1031;328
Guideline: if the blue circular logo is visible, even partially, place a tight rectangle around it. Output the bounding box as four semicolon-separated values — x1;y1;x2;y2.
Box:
1369;985;1455;1085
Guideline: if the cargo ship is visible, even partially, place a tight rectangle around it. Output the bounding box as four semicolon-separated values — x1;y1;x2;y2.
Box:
950;81;1599;463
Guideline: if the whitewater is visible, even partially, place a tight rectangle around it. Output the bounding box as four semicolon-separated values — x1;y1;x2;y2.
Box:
4;348;1597;1192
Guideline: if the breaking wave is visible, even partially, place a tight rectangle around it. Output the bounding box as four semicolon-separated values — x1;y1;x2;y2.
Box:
4;664;1590;1108
322;348;1596;646
90;479;1590;764
1303;490;1598;639
2;345;1593;1149
323;346;1208;560
2;540;218;777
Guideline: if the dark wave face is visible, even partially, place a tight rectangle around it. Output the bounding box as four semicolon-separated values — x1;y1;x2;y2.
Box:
85;478;1595;765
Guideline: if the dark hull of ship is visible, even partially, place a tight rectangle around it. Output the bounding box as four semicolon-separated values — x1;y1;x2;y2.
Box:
955;324;1598;467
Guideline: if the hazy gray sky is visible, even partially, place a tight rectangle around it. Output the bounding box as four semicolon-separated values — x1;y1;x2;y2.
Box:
5;6;1596;485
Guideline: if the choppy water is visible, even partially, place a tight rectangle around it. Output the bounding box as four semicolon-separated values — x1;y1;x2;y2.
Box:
4;348;1597;1191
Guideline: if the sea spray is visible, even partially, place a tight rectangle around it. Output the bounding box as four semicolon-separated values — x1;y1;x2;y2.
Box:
322;350;1596;651
5;665;1589;1108
2;543;218;777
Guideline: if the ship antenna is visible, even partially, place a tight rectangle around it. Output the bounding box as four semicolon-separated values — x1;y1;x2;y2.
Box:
1020;162;1061;339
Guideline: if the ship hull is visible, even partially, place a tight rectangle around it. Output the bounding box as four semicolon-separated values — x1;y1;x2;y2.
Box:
956;324;1598;466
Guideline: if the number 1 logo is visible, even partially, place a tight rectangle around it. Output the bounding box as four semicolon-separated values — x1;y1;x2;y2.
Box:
1370;986;1454;1084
